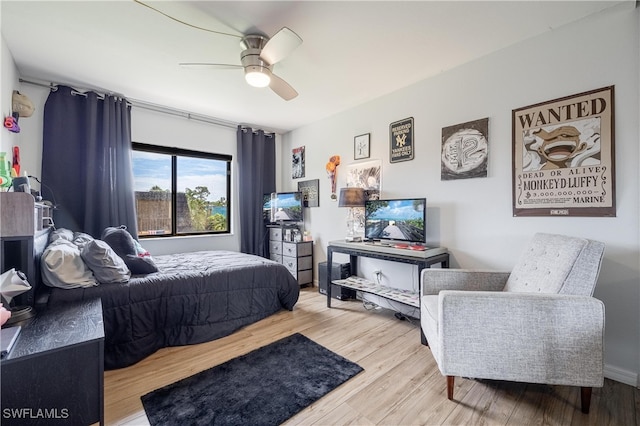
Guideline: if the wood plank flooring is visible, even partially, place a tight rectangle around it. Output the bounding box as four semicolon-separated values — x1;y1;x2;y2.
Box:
104;287;640;425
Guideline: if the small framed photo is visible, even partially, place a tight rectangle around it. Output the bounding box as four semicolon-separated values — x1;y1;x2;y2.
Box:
354;133;370;160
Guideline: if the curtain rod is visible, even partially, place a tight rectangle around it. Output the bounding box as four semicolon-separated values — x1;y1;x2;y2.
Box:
127;98;238;130
18;77;250;131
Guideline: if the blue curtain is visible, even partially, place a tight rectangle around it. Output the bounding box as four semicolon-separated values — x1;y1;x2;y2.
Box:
237;127;275;256
41;86;138;237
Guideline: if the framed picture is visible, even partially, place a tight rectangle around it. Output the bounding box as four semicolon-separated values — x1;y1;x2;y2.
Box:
441;117;489;180
297;179;319;208
292;146;305;179
354;133;370;160
390;117;414;163
346;159;381;200
512;86;615;217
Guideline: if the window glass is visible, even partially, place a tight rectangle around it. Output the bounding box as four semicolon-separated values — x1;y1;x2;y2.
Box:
176;156;229;234
132;144;231;237
132;150;172;236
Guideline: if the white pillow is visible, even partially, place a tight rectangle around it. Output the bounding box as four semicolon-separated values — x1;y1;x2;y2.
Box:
41;239;97;289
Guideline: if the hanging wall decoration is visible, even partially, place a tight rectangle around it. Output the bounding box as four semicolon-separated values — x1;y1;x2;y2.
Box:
297;179;319;207
512;86;615;217
292;146;305;179
354;133;370;160
441;118;489;180
346;159;381;201
326;155;341;201
389;117;414;163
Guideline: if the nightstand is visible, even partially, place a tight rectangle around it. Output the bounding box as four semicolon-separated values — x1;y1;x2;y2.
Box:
1;298;105;425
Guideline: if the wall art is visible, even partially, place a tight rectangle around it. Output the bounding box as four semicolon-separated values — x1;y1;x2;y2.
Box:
326;155;341;201
354;133;370;160
441;118;489;180
346;159;381;200
389;117;414;163
297;179;319;208
512;86;615;217
292;146;305;179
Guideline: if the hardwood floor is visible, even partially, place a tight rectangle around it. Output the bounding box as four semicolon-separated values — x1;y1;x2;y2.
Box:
105;287;640;425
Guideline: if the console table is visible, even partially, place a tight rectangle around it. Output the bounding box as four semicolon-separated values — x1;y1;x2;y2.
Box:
1;298;104;425
326;240;449;309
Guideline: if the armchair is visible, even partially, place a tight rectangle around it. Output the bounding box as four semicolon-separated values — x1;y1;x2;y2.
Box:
420;233;605;414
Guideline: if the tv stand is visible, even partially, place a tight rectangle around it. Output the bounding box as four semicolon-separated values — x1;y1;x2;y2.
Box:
326;240;449;309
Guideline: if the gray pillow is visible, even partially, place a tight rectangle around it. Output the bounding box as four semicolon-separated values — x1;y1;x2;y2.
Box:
49;228;74;243
41;239;97;289
81;239;131;284
73;232;95;248
101;226;158;275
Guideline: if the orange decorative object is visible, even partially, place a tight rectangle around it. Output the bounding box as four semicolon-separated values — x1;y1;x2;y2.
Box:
326;155;341;197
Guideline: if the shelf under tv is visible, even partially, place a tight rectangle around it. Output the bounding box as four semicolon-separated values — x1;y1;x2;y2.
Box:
325;240;450;310
332;276;420;308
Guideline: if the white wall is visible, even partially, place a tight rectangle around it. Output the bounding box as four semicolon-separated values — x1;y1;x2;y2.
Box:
1;35;20;164
282;5;640;385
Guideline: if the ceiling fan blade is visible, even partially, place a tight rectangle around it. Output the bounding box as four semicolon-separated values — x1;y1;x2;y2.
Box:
179;62;242;70
269;73;298;101
260;27;302;65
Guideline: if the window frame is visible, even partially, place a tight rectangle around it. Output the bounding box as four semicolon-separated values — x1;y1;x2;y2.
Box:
132;142;232;238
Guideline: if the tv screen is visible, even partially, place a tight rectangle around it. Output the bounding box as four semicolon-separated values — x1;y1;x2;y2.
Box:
262;192;303;223
365;198;426;244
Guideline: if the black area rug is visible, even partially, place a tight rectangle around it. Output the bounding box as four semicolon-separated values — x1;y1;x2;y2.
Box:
141;333;364;426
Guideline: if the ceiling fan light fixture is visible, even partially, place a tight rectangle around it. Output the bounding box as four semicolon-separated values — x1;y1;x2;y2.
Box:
245;67;271;88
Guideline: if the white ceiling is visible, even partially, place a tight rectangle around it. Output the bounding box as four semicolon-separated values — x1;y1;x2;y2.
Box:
1;1;630;134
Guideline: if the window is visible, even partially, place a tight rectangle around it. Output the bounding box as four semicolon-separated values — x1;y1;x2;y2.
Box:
132;143;231;238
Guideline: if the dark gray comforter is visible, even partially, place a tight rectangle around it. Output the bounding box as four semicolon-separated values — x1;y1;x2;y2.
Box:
47;250;300;369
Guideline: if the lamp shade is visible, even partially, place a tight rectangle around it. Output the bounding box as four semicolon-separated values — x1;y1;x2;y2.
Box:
338;187;366;207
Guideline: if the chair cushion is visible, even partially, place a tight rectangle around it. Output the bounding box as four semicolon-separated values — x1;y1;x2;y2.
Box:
421;295;439;323
504;233;586;293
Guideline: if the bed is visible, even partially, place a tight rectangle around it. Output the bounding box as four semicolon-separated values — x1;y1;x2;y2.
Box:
36;231;300;370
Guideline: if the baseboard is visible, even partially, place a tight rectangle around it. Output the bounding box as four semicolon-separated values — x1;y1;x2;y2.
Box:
604;363;638;387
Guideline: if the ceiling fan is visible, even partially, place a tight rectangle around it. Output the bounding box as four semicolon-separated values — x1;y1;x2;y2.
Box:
180;27;303;101
133;0;302;101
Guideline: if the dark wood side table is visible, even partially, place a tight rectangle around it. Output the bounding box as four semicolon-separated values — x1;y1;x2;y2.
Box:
1;298;104;425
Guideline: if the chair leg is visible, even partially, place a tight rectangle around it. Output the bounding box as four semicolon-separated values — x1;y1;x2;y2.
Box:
420;328;429;346
580;387;592;414
446;376;455;400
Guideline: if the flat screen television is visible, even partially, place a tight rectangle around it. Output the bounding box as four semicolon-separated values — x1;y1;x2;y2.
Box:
262;192;303;223
364;198;426;244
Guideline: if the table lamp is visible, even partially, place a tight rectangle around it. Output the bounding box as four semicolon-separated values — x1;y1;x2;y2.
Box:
338;187;366;242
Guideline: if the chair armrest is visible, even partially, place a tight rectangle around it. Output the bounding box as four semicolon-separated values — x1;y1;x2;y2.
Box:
437;291;605;386
420;269;509;296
